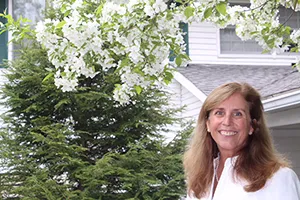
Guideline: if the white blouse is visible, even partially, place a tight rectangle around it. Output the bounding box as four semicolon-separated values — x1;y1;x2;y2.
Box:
186;156;300;200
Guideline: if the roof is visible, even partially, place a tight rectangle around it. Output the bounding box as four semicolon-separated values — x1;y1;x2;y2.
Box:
177;64;300;100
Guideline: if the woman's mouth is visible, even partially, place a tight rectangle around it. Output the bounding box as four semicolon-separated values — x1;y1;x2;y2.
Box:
219;131;238;136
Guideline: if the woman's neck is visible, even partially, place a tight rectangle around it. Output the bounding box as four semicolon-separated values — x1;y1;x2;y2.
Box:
219;151;236;165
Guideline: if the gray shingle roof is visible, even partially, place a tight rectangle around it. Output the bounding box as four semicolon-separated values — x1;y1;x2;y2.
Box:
177;64;300;99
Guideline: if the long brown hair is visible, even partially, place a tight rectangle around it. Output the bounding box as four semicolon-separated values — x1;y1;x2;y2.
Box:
183;82;288;198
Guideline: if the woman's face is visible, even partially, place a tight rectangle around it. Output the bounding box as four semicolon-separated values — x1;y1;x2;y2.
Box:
206;92;254;156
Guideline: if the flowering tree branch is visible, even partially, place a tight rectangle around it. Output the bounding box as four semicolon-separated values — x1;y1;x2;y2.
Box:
1;0;300;103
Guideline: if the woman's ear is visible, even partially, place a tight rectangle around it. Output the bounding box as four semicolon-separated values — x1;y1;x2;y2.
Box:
206;121;210;132
249;119;255;135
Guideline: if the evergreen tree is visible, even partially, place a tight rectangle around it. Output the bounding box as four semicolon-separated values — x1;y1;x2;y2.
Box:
0;42;192;199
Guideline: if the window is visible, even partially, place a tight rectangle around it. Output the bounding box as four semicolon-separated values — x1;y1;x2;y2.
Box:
220;6;300;54
11;0;45;59
12;0;45;24
0;0;8;66
1;0;46;64
220;26;263;54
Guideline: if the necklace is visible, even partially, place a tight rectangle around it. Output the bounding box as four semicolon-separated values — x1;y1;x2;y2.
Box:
215;155;220;182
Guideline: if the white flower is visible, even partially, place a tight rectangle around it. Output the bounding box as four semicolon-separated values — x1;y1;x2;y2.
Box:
117;6;127;15
71;0;83;10
113;84;134;105
295;57;300;72
54;77;78;92
291;29;300;43
153;0;168;13
144;4;155;17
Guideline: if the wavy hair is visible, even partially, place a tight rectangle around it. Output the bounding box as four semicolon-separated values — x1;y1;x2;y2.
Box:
183;82;288;198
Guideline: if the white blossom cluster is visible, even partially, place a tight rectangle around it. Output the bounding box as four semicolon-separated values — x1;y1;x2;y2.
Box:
35;0;188;104
33;0;300;103
193;0;300;66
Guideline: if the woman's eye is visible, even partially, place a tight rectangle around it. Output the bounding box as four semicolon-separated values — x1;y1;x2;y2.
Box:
215;111;224;116
233;112;242;117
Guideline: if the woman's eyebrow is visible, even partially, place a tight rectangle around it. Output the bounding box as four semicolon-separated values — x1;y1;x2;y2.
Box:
232;108;247;113
213;108;247;112
213;107;225;110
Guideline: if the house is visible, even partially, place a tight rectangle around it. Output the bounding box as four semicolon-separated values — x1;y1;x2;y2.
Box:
169;1;300;177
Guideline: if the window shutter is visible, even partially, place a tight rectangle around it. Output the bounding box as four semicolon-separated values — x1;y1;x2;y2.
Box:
0;0;8;66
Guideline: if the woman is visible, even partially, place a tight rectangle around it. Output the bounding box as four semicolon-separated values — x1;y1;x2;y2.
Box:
183;82;300;200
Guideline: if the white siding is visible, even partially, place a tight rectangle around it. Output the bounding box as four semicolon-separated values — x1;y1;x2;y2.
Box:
272;129;300;178
168;78;202;120
266;106;300;128
167;79;183;117
188;22;297;66
168;79;202;120
165;80;187;141
180;86;202;120
188;22;218;63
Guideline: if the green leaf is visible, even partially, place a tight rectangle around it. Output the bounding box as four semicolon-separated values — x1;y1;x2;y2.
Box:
261;27;270;35
204;7;213;19
293;0;298;10
56;21;66;29
290;47;298;52
175;56;182;67
42;72;54;83
166;11;173;21
181;53;190;60
64;10;71;17
267;38;275;47
133;65;143;75
285;26;292;35
120;57;129;68
134;85;142;95
263;35;269;42
114;83;121;89
250;31;258;36
184;6;195;19
96;4;104;16
165;71;173;79
60;3;67;13
164;71;174;85
262;49;270;54
216;2;227;16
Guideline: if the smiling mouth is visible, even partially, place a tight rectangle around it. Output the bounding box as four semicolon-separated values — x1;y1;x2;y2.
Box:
219;131;238;136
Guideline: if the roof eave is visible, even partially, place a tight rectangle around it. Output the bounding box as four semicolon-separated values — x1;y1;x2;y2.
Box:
262;90;300;112
173;71;207;102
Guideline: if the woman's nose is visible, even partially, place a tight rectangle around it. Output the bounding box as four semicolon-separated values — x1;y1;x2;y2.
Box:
222;114;233;126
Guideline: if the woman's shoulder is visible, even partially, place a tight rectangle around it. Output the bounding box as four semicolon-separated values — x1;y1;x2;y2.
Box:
265;167;300;192
271;167;299;182
257;167;300;199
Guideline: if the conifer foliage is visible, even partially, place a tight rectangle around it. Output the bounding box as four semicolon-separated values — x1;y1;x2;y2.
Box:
0;43;192;199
